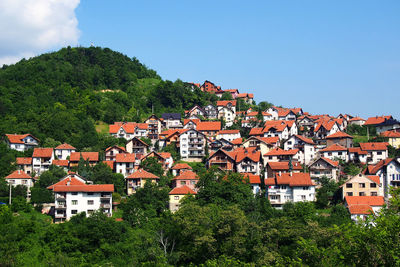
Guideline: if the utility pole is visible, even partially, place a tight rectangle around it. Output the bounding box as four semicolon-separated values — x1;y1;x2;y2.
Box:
9;184;11;205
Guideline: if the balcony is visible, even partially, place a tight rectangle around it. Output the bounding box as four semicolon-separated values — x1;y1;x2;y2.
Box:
55;213;66;218
100;203;111;209
56;194;66;200
188;147;203;151
211;159;229;163
101;193;112;198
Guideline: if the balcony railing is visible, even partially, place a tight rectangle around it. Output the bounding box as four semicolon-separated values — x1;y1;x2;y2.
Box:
55;213;66;218
100;203;111;209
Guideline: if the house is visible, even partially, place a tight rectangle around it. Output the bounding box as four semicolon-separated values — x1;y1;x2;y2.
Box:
5;170;35;198
221;89;240;99
363;158;400;199
185;105;205;118
381;130;400;148
265;172;316;209
69;152;99;167
236;93;254;104
210;138;235;151
109;122;136;140
375;118;400;135
169;186;197;212
348;117;366;126
16;157;33;175
204;104;218;120
159;129;186;148
243;136;280;156
344;196;384;221
235;147;262;175
52;160;69;171
48;175;113;223
126;169;159;195
142;151;174;169
145;114;163;139
54;143;76;160
262;121;290;140
179;129;208;160
364;116;393;127
183;118;200;129
242;173;262;195
359;142;388;164
263;148;300;164
32;148;54;174
297;115;315;129
208;149;236;172
171;170;199;190
103;160;115;171
171;163;192;176
200;80;221;93
126;137;149;157
105;145;126;161
308;157;340;183
115;153;138;177
216;129;241;142
5;134;39;152
348;147;368;164
326;131;353;148
341;174;382;198
161;113;183;129
284;135;316;165
266;161;302;178
319;144;348;162
314;120;341;143
196;121;221;139
217;100;236;127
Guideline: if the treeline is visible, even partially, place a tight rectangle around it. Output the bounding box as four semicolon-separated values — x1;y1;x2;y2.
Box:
1;169;400;266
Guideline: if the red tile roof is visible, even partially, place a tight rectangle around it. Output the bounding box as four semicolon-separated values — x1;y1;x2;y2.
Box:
320;144;347;152
172;170;199;180
126;169;159;179
345;196;384;206
169;185;197;195
105;145;126;152
294;135;315;144
364;116;392;126
5;170;31;179
348;147;368;155
103;161;115;170
116;153;137;163
159;152;172;159
314;120;337;132
249;128;264;136
171;163;192;170
52;184;114;192
55;143;76;150
349;116;365;122
216;100;236;107
348;204;374;215
320;157;339;167
359;142;388;151
183;119;200;126
69;152;99;162
254;136;280;145
219;129;240;134
197;121;221;131
235;147;261;162
265;172;313;186
267;161;302;171
326;131;353;139
242;173;261;184
366;175;380;184
231;138;243;145
16;157;32;165
381;131;400;138
264;148;299;156
367;158;396;174
6;134;38;144
47;177;86;190
33;148;53;158
52;160;69;167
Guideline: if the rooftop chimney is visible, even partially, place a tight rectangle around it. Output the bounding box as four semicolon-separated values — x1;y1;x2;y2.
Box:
290;172;293;177
67;181;70;186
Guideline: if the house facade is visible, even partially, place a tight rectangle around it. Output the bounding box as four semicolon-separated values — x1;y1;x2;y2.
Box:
55;143;76;160
5;134;39;152
179;129;207;160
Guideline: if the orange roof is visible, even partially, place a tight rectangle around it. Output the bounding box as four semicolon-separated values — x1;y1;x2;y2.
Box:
52;160;69;167
159;152;172;159
109;122;148;134
33;148;53;158
235;147;261;162
172;170;199;180
16;157;32;165
55;143;76;150
69;152;99;162
169;185;197;195
264;148;299;156
367;158;396;174
349;116;365;122
216;100;236;107
231;138;243;145
252;136;280;145
249;128;264;136
47;177;86;190
326;131;353;139
52;184;114;192
348;204;374;215
267;161;302;171
320;144;347;152
242;173;261;184
103;161;115;169
359;142;388;151
183;118;200;126
348;147;368;155
364;116;392;126
116;153;137;163
294;135;315;144
127;169;159;179
265;172;313;186
320;157;339;167
6;134;38;144
105;145;126;152
314;120;337;132
5;170;32;179
197;121;221;131
381;131;400;138
219;129;240;134
366;175;380;184
345;196;384;206
171;163;192;170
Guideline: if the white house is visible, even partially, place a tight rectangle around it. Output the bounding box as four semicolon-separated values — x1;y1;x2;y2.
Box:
161;113;183;129
217;100;236;127
32;148;54;174
49;175;113;223
284;135;316;165
319;144;348;162
216;130;241;142
265;172;316;209
5;134;39;152
344;196;384;222
115;153;139;177
5;170;35;198
359;142;388;165
54;143;76;160
179;129;208;160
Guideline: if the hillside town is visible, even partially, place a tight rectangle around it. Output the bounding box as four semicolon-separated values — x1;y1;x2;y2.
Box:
4;80;400;223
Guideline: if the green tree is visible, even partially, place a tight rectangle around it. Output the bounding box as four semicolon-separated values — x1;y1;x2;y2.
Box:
140;157;164;177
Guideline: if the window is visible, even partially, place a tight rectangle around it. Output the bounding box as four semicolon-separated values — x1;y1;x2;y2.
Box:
87;200;94;205
72;200;78;205
377;152;382;155
359;183;366;188
347;192;353;196
303;187;309;190
71;210;78;214
174;196;179;200
359;192;365;196
370;183;377;188
371;192;378;196
346;183;352;188
22;180;27;184
270;195;279;200
191;180;196;185
338;152;342;156
87;192;93;195
328;152;332;156
72;192;78;195
281;185;287;189
301;195;306;200
87;210;94;215
180;181;186;185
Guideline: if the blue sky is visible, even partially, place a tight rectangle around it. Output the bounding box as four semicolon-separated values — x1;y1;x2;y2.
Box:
2;1;399;119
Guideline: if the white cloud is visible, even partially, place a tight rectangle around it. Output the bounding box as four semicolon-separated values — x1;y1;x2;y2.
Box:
0;0;80;65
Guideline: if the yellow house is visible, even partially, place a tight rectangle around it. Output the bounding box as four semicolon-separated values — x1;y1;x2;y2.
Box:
381;131;400;148
168;186;197;212
341;173;382;198
243;136;280;157
126;169;159;195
